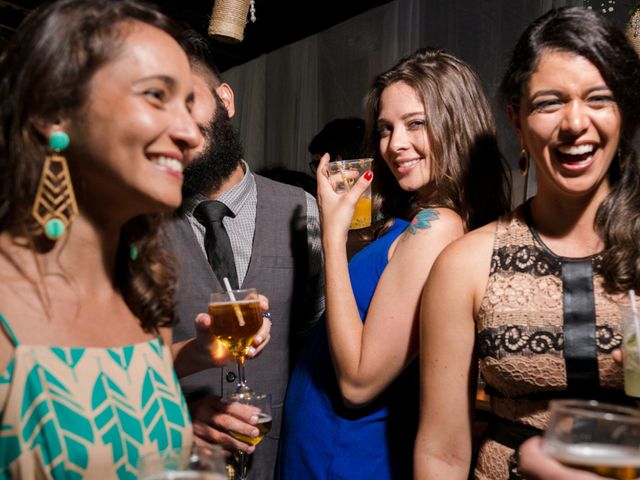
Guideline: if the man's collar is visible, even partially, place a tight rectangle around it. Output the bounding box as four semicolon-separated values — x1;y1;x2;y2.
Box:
183;160;254;216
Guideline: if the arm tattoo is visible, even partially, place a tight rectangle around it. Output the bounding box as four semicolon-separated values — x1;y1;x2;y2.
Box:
408;208;440;234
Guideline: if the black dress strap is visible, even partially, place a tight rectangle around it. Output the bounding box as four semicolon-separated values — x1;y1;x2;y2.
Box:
522;201;600;395
562;260;600;393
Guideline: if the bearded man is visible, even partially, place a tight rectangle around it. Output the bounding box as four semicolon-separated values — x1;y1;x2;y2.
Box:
164;30;324;480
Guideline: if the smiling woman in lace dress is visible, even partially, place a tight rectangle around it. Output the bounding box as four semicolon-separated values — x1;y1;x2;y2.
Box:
414;7;640;480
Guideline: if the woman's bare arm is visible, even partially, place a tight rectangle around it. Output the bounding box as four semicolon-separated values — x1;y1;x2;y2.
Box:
414;225;494;479
324;207;464;406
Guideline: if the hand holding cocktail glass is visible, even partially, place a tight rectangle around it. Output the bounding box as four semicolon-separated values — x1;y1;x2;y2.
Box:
208;285;270;393
317;153;374;240
171;298;270;380
193;289;270;373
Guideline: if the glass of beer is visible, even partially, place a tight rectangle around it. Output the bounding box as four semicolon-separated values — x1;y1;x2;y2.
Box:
209;288;263;393
326;158;373;229
227;391;272;480
138;444;227;479
543;399;640;479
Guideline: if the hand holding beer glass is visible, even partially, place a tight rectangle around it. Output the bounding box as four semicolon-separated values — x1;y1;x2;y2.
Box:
543;399;640;479
227;392;272;480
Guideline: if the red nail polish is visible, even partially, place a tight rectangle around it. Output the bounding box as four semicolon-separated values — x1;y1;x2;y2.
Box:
364;170;373;181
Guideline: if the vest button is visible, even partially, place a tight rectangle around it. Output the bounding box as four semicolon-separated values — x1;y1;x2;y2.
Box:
226;371;237;383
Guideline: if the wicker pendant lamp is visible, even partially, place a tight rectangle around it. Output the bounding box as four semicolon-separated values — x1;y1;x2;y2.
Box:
208;0;255;43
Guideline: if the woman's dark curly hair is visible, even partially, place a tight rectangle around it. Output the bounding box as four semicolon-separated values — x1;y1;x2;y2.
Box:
0;0;185;331
499;7;640;294
365;47;512;236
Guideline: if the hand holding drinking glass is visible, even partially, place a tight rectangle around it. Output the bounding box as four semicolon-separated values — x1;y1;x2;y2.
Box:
520;436;609;480
543;399;640;480
619;298;640;398
317;154;374;240
227;391;272;480
188;394;262;457
208;288;270;392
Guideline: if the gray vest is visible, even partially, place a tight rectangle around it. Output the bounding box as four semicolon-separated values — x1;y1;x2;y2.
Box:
166;175;310;480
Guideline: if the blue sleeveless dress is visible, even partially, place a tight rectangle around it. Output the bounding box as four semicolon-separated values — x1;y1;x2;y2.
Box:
276;219;419;479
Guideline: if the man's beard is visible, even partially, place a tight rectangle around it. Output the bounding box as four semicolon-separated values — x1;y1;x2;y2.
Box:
182;99;244;198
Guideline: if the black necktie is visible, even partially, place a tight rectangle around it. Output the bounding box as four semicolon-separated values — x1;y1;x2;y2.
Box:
194;200;239;289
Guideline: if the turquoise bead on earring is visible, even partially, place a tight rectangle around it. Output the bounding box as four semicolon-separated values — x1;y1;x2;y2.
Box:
49;131;70;152
44;218;65;240
129;244;139;261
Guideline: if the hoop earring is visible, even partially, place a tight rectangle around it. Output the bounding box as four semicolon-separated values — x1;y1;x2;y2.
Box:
31;131;79;240
519;145;529;177
519;143;530;204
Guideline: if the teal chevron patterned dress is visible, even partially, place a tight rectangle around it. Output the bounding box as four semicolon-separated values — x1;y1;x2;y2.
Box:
0;314;192;479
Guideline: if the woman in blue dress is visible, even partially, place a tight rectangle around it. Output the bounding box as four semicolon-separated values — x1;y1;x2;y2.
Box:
276;47;512;479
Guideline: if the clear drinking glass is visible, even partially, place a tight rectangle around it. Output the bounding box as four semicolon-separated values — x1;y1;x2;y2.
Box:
138;444;226;479
326;158;373;230
208;288;263;393
227;391;272;480
543;399;640;479
619;302;640;397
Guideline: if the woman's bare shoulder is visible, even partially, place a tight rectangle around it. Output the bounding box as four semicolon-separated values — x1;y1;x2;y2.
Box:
424;220;498;305
441;220;497;259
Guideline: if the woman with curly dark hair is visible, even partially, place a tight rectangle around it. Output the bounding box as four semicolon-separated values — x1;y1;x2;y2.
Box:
415;7;640;479
0;0;269;477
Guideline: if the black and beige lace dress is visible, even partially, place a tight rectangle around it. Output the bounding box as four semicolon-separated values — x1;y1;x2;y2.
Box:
474;205;628;480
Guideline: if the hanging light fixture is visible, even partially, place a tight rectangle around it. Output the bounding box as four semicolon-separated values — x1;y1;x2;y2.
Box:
208;0;256;44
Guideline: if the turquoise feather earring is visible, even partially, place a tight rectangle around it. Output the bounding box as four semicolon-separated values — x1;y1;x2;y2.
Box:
32;131;79;240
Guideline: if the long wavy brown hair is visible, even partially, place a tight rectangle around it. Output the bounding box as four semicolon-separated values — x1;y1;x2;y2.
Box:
364;47;512;237
499;7;640;294
0;0;184;331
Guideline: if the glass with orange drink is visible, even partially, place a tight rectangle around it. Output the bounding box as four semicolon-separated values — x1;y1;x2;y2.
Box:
326;158;373;230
